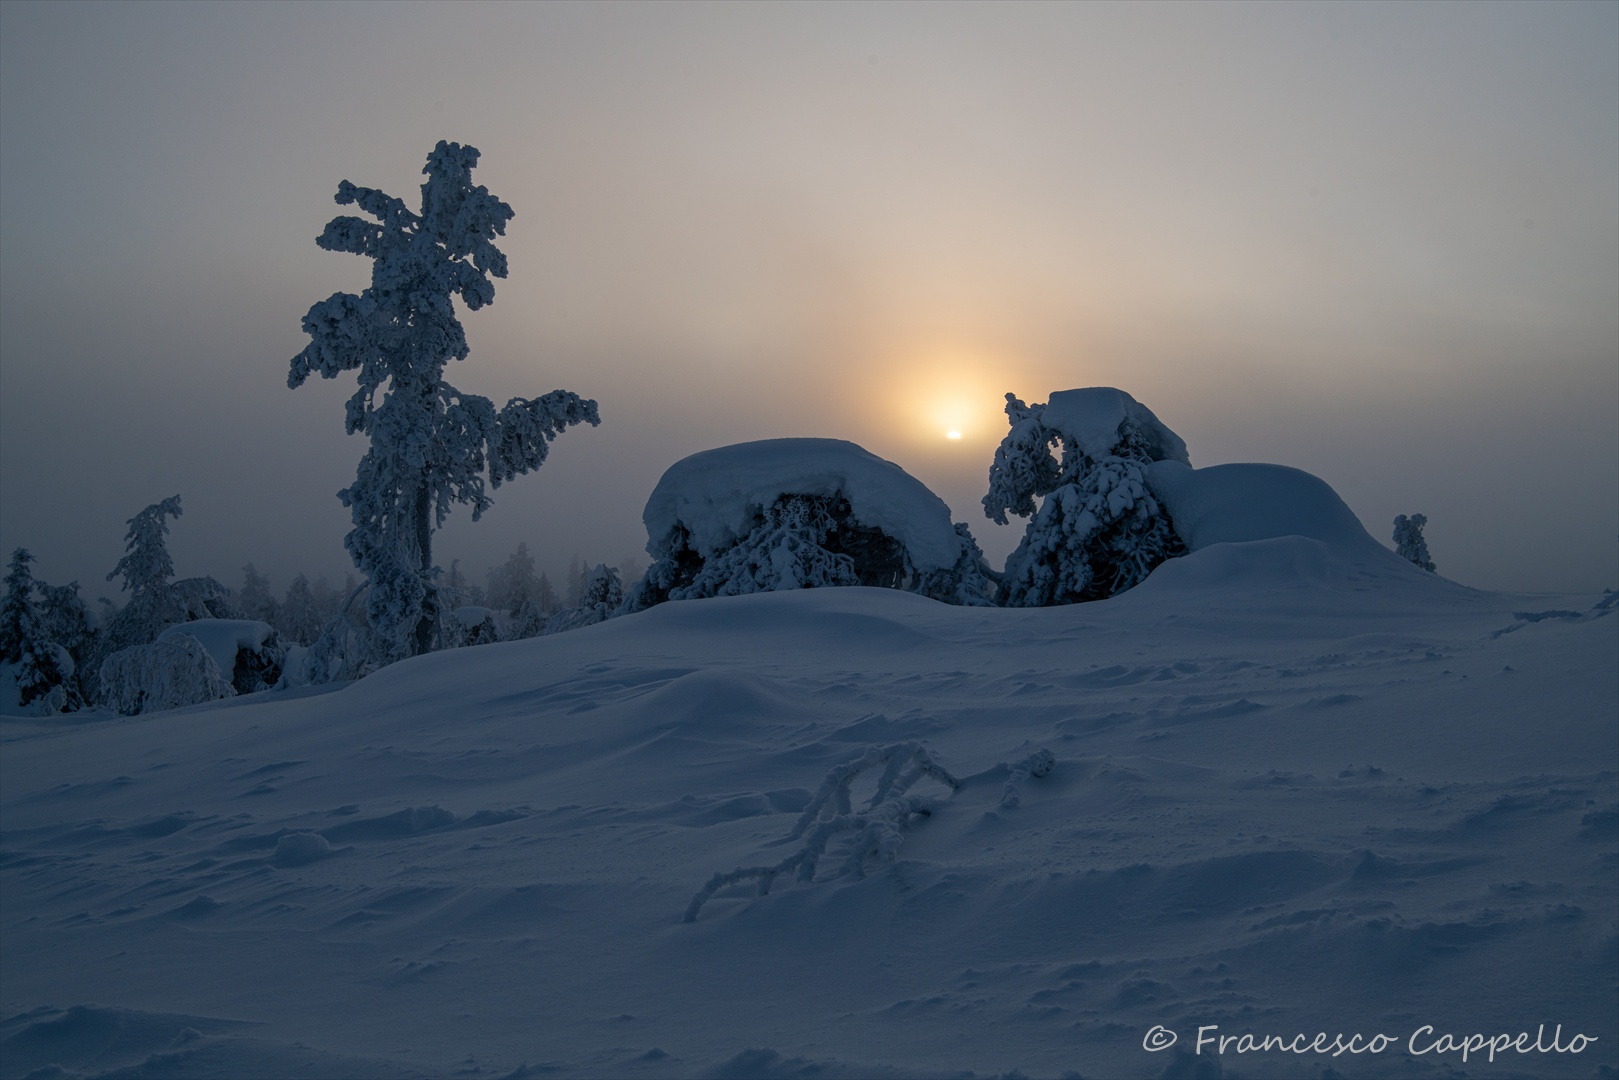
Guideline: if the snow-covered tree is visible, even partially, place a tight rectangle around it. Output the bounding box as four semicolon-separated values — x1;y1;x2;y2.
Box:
99;633;231;716
94;497;188;682
624;439;994;613
985;389;1188;606
108;495;183;599
505;596;550;641
288;140;600;669
534;571;558;613
238;564;278;625
277;574;323;646
0;548;39;665
564;555;586;608
486;541;541;614
545;564;623;634
1393;513;1436;572
444;559;485;607
1;550;83;713
36;579;95;694
89;497;237;702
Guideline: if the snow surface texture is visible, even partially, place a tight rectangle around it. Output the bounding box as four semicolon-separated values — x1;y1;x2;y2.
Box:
642;438;965;572
2;482;1615;1078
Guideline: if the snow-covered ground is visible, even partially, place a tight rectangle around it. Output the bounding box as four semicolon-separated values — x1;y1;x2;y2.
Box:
2;535;1614;1078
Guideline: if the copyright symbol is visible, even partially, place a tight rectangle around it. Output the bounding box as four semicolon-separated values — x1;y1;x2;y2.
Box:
1143;1025;1178;1052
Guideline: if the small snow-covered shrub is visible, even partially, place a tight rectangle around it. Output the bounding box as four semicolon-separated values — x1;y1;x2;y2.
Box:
99;633;232;716
626;439;994;613
986;388;1188;606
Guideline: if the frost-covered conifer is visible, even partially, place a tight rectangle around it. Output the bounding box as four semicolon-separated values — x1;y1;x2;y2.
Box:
444;559;485;608
93;497;188;683
37;581;93;659
985;389;1188;606
1393;514;1436;572
1;550;83;713
288;141;600;668
545;564;623;634
534;571;558;613
505;597;548;641
238;564;278;625
564;556;586;608
0;548;39;664
277;574;322;647
108;496;183;599
88;497;236;702
487;542;541;614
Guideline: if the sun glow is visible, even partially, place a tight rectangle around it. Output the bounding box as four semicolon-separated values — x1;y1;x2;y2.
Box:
845;343;1047;457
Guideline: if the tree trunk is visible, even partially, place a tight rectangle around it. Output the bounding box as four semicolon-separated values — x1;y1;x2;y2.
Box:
413;480;436;655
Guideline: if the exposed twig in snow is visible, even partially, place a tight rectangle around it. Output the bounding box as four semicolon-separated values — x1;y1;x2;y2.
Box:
684;743;958;923
998;748;1056;810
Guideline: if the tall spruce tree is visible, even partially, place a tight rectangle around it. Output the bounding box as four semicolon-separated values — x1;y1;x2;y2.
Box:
289;141;599;669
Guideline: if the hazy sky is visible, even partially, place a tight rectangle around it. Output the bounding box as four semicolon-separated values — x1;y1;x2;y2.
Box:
2;1;1615;601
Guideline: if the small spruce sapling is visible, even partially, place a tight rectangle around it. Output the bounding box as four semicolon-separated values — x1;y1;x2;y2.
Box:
288;141;600;669
1393;514;1436;572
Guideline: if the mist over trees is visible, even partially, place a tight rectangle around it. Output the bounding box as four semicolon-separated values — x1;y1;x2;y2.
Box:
4;365;1473;718
0;151;1478;715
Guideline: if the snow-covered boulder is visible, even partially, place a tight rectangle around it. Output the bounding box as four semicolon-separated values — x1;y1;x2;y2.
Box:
1144;461;1390;557
628;439;993;610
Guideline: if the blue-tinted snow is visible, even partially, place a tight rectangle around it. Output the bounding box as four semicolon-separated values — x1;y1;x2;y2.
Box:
2;499;1614;1078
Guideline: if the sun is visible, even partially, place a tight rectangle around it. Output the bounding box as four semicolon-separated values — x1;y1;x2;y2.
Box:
946;430;962;441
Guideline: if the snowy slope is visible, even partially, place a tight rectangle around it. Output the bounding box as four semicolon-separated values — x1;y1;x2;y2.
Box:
2;539;1615;1078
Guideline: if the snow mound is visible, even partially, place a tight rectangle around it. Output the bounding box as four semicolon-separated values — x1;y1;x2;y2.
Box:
156;619;275;677
642;438;963;572
1146;460;1388;557
1041;387;1190;464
